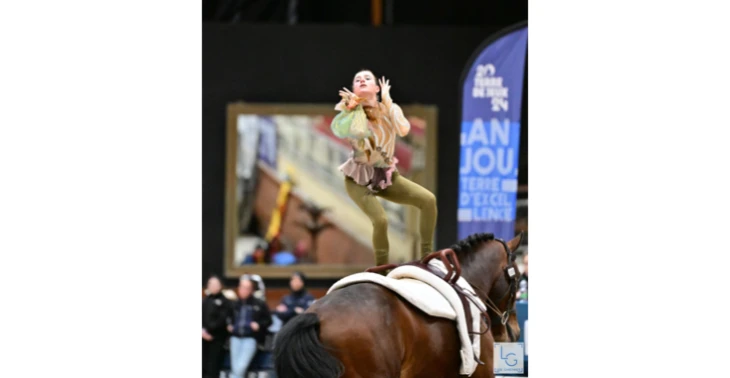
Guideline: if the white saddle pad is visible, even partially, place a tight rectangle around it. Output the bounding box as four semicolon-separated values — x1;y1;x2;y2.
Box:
328;260;485;376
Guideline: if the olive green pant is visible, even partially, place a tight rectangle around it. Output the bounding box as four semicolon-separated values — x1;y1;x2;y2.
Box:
345;172;437;266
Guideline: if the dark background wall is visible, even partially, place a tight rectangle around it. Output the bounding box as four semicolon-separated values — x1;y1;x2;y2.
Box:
204;0;527;27
203;22;527;286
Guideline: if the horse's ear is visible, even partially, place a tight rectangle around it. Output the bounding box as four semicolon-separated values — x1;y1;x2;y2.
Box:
506;232;524;252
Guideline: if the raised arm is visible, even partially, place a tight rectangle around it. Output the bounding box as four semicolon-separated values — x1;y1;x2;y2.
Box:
335;88;359;112
379;77;410;136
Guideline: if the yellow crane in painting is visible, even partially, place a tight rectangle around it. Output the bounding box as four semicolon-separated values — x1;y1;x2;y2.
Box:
261;165;297;263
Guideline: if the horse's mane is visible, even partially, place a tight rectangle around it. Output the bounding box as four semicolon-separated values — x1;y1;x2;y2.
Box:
449;232;495;257
445;233;498;282
449;232;495;255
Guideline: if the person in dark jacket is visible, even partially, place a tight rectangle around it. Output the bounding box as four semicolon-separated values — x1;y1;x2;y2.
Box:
275;271;315;324
228;277;272;378
202;276;232;378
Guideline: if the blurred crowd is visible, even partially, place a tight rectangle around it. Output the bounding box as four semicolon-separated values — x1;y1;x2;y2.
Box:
517;252;528;301
202;272;315;378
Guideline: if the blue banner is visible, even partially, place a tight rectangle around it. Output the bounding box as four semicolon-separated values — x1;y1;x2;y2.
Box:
458;26;527;241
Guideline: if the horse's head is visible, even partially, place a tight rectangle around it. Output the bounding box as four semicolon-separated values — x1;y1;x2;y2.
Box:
448;232;524;343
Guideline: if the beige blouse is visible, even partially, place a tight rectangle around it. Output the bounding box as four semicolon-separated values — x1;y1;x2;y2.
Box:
334;98;411;168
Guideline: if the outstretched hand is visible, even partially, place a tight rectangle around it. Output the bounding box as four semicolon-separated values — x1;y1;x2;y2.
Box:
339;87;355;101
379;77;391;103
340;87;360;110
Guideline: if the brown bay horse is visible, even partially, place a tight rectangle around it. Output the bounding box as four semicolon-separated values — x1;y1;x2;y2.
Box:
273;232;523;378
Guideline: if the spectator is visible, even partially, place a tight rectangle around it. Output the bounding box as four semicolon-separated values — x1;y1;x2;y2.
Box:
228;278;272;378
275;271;315;324
520;254;528;282
241;273;266;301
202;276;232;378
517;254;528;300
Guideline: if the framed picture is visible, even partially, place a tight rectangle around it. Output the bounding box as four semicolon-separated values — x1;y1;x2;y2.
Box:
224;102;438;278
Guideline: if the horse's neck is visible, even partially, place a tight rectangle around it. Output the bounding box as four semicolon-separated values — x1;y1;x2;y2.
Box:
460;252;502;298
462;263;510;337
458;242;517;342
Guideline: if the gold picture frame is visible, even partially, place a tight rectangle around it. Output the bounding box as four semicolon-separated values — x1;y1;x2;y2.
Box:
224;102;438;279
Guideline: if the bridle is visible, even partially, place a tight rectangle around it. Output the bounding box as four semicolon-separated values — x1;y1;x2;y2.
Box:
463;237;520;342
492;238;520;341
